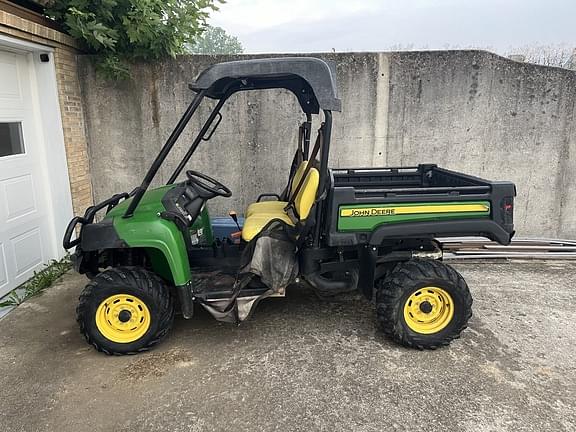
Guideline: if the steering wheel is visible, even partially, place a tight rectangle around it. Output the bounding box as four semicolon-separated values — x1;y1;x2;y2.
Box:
186;170;232;198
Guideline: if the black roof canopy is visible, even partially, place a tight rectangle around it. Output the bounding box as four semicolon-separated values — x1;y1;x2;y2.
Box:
189;57;341;114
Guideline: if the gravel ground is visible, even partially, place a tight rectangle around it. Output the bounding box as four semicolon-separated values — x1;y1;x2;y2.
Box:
0;260;574;432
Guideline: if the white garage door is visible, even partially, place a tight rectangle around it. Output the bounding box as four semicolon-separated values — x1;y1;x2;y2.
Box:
0;49;59;298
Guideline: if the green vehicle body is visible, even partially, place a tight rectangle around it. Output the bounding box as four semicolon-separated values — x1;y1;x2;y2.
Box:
105;185;213;286
103;191;493;287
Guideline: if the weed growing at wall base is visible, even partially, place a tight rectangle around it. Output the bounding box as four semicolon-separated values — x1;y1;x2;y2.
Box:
0;257;72;308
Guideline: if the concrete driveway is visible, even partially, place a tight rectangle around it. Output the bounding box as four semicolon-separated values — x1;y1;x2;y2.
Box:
0;260;574;432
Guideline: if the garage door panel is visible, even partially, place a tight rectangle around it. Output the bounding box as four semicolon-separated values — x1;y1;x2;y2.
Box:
2;174;37;222
0;153;27;173
0;55;22;102
11;227;43;278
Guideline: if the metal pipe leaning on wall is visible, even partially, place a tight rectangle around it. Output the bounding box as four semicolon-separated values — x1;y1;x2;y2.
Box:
441;238;576;260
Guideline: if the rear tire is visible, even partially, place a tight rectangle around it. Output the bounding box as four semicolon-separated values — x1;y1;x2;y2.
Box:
76;267;174;355
376;259;472;349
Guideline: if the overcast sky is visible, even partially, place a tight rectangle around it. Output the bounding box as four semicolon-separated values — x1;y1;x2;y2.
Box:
209;0;575;54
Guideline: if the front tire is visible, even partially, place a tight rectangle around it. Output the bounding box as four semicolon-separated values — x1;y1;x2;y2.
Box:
376;259;472;349
77;267;174;355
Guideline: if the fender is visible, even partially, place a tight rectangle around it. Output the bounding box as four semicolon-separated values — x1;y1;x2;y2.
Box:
81;219;128;250
112;214;191;285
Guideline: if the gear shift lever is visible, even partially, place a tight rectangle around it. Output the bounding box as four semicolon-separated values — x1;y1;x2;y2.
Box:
229;210;241;231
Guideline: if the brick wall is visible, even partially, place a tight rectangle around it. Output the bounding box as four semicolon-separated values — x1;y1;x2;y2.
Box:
0;8;93;216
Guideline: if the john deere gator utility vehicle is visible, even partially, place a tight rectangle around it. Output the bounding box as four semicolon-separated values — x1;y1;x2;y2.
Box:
64;58;516;355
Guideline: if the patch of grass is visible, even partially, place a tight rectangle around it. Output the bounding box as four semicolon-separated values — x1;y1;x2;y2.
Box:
0;256;72;308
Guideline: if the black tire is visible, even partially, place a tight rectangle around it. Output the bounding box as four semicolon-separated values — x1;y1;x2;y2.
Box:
376;259;472;350
76;267;174;355
85;271;98;280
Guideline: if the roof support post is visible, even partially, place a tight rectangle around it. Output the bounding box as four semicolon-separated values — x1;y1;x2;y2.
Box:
303;113;312;158
167;94;229;184
313;110;332;247
123;90;206;218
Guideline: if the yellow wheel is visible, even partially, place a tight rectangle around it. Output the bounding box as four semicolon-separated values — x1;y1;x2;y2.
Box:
376;259;472;349
77;267;174;355
403;287;454;334
95;294;151;343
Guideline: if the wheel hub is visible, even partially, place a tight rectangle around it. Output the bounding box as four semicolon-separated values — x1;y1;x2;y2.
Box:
419;301;433;314
403;287;454;334
95;294;151;343
118;309;132;323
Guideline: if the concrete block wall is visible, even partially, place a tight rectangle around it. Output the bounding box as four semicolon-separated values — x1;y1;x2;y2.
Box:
78;51;576;238
0;9;93;217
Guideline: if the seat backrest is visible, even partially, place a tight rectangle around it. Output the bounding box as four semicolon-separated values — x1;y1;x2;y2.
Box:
289;161;308;197
294;165;320;220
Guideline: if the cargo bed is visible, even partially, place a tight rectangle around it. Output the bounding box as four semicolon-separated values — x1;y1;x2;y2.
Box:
325;164;516;246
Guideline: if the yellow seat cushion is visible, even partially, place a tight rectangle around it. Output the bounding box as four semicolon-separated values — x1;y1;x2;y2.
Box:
246;200;287;217
241;164;320;242
241;212;294;242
